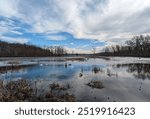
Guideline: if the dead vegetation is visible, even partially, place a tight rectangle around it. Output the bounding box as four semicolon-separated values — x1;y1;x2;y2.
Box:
92;67;102;74
50;83;67;91
0;64;36;73
0;79;75;102
65;57;86;61
0;79;33;101
7;61;21;65
92;66;105;74
87;80;104;89
90;56;111;60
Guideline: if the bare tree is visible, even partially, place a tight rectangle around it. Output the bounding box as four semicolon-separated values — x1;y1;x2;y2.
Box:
92;47;96;55
101;35;150;57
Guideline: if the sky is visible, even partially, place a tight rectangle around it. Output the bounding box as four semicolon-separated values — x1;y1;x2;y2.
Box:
0;0;150;53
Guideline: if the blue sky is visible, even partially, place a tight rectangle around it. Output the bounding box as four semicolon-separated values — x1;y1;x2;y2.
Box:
0;0;150;53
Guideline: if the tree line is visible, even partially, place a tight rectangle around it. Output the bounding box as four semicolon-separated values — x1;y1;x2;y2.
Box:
46;46;67;56
0;40;67;57
100;35;150;57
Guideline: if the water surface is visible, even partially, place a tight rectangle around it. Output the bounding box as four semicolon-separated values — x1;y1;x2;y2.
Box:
0;57;150;102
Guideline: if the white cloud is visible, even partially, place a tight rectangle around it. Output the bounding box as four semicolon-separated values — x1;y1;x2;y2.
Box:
0;35;29;44
47;35;66;41
0;17;22;36
10;30;23;35
65;47;92;54
0;0;19;17
0;0;150;49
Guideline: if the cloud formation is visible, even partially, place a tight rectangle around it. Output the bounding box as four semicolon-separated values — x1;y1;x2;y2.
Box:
0;0;150;52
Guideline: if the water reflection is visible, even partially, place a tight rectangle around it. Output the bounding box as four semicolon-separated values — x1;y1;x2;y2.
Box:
1;61;150;81
1;58;150;101
116;63;150;80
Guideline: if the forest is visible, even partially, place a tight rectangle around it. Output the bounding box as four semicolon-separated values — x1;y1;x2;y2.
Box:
100;35;150;57
0;41;67;57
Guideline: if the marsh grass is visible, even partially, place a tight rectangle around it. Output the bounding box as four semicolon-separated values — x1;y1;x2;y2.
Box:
92;66;103;74
0;79;75;102
65;57;86;61
7;61;21;64
87;80;104;89
0;64;35;73
50;83;66;91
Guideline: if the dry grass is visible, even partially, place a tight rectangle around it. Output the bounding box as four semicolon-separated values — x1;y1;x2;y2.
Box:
7;61;21;64
65;57;86;61
92;66;104;74
50;83;66;91
0;64;35;73
87;80;104;89
0;79;75;102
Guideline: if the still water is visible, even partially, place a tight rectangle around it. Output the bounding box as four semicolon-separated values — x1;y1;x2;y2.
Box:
0;57;150;101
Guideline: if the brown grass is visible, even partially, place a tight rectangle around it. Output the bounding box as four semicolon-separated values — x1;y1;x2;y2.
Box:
65;57;86;61
87;80;104;89
0;79;75;102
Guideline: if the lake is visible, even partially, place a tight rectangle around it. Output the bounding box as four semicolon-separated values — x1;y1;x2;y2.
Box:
0;57;150;102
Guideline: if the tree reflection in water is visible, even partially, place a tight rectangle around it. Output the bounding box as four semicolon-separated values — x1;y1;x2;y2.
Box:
116;63;150;80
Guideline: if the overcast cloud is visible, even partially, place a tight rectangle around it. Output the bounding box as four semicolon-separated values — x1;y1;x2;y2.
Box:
0;0;150;53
